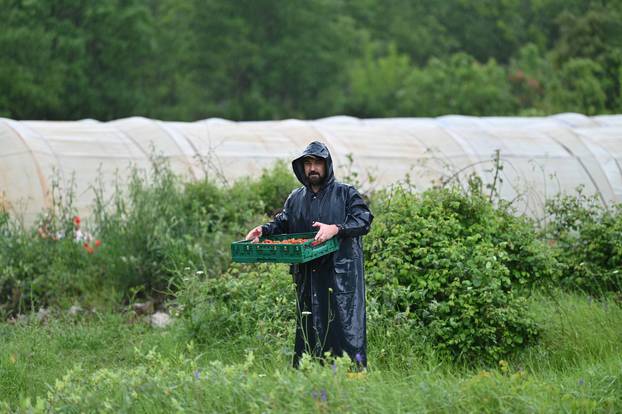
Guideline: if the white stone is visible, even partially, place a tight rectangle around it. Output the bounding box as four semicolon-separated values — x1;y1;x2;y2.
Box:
150;312;172;328
36;307;50;322
68;305;83;315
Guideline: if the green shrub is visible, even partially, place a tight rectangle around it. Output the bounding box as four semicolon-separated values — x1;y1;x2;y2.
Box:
0;178;109;316
545;188;622;295
175;263;295;346
365;185;556;363
90;162;187;295
90;157;293;299
0;157;299;314
0;223;100;316
251;159;299;217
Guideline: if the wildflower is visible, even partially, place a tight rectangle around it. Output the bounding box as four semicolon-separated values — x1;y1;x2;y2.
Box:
331;362;337;375
311;389;328;402
301;311;312;316
347;371;367;380
355;353;363;364
73;216;81;226
82;242;94;254
193;370;201;380
499;359;509;374
578;378;585;386
196;270;204;276
95;239;101;247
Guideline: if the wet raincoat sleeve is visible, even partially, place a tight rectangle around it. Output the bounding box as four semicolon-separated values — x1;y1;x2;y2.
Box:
339;186;373;238
261;194;292;236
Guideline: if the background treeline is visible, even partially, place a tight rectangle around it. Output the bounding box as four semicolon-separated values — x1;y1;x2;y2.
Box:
1;0;621;121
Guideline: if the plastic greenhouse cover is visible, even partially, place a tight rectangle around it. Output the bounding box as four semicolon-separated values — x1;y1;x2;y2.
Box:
1;114;621;225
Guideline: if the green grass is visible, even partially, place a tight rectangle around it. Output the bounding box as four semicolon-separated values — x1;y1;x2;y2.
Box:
0;312;186;404
1;290;620;413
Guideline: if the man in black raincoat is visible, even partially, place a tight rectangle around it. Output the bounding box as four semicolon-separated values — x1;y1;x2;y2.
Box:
246;141;373;368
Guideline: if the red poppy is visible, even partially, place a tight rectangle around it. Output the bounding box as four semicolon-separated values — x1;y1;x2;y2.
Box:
95;239;101;247
83;242;89;249
73;216;81;226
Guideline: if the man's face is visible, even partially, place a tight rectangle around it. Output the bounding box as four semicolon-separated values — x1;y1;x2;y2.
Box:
303;157;325;186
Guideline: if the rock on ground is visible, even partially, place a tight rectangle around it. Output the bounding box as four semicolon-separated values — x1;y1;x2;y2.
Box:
150;311;172;328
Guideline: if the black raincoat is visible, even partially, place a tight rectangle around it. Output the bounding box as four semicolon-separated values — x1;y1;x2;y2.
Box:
261;142;373;367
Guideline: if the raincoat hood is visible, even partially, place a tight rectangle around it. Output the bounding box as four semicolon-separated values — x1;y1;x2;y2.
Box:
292;141;335;189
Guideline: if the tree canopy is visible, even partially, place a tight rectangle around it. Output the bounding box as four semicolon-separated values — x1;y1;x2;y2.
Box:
0;0;620;121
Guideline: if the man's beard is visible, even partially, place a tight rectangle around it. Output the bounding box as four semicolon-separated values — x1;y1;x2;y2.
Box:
307;172;324;185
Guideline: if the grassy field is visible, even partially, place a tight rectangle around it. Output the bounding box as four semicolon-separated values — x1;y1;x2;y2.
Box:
1;290;620;413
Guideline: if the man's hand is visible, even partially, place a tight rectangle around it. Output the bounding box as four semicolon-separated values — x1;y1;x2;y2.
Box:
245;226;263;243
312;222;339;243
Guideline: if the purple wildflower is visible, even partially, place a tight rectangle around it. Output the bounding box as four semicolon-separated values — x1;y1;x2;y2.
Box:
355;353;363;364
321;389;328;402
193;370;201;380
311;391;319;400
331;362;337;375
578;378;585;386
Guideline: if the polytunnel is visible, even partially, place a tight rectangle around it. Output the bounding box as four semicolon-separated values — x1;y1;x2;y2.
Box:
1;113;621;225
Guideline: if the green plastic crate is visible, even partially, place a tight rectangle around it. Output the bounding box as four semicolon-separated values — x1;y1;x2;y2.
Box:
231;231;339;264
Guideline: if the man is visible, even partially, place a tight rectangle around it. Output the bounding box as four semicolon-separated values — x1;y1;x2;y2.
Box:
245;141;373;368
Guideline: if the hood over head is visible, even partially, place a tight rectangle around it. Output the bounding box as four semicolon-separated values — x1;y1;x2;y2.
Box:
292;141;335;189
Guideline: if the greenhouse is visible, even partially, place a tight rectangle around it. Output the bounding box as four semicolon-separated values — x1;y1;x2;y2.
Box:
1;113;621;225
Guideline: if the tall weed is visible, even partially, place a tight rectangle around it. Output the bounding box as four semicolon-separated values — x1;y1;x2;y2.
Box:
0;157;297;315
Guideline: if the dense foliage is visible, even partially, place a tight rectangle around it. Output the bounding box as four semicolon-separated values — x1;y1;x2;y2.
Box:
364;184;559;363
545;188;622;295
175;263;295;348
0;158;296;316
1;0;620;121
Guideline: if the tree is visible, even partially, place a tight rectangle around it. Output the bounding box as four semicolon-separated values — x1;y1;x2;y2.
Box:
508;43;553;113
404;53;517;116
0;0;156;120
345;41;413;117
552;7;622;111
186;0;364;120
548;58;607;115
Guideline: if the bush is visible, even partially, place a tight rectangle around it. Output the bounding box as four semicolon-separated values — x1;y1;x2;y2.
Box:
0;157;300;315
0;178;110;316
175;263;295;346
545;188;622;295
365;185;557;363
90;157;296;300
0;222;101;316
251;159;300;217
